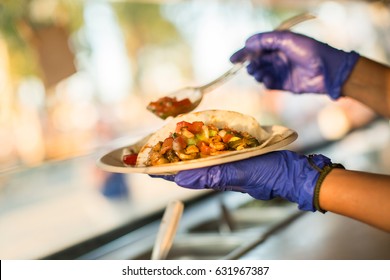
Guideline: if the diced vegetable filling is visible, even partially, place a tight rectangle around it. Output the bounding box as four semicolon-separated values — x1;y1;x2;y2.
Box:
146;121;260;166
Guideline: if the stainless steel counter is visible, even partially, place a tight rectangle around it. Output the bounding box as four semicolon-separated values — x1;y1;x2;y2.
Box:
240;211;390;260
80;190;390;260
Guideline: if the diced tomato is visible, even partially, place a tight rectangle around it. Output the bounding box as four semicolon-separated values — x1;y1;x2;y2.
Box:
187;121;204;134
175;121;205;134
160;137;174;154
172;135;187;151
222;133;234;143
198;141;211;155
123;153;138;166
175;121;191;133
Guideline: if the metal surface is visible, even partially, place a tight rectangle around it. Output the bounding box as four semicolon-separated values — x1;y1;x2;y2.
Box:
79;190;390;260
240;211;390;260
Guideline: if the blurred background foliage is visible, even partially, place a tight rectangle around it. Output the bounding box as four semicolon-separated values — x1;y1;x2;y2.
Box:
0;0;84;77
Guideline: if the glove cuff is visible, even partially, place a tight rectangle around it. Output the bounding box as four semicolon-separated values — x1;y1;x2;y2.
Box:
293;154;330;211
328;51;360;100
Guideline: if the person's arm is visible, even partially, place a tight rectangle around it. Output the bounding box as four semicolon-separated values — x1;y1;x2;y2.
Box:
342;57;390;118
320;168;390;232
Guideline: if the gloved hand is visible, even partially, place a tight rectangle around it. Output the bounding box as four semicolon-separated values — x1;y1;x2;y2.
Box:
230;31;360;99
154;151;334;212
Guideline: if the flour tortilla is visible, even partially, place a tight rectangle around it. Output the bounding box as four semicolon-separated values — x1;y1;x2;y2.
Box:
136;110;270;167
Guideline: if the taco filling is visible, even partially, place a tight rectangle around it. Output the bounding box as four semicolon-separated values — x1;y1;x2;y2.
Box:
145;120;260;166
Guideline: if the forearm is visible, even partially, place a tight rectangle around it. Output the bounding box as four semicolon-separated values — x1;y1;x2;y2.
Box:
319;168;390;232
342;57;390;118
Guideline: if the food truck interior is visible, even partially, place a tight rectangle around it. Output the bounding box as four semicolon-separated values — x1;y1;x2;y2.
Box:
0;0;389;260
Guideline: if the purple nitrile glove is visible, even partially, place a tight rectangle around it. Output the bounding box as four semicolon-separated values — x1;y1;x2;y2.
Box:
153;151;332;212
230;31;359;99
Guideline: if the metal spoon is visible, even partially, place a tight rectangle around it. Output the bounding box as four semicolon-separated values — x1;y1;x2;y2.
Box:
147;12;316;120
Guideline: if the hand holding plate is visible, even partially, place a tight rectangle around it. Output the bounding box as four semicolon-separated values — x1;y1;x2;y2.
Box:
170;150;335;212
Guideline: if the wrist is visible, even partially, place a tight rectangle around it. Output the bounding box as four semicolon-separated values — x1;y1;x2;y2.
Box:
305;155;345;212
312;163;345;213
342;56;390;118
327;50;360;99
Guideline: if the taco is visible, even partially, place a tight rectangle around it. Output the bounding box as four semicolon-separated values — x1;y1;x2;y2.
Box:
133;110;270;167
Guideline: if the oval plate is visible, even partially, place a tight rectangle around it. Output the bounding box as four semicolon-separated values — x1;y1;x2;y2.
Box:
97;125;297;175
